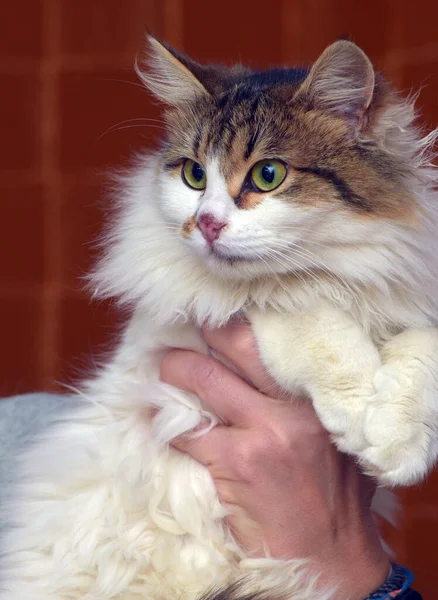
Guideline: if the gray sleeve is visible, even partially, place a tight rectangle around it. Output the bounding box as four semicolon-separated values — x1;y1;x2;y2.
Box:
0;394;84;498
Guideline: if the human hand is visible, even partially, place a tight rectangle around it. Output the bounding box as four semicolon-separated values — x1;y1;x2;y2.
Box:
159;320;390;598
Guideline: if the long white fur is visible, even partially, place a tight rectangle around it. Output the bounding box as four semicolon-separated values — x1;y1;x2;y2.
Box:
2;60;438;600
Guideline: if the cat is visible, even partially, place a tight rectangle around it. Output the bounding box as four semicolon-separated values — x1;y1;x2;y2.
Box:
1;35;438;600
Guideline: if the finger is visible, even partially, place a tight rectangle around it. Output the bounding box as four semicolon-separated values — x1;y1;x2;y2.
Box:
160;349;268;426
170;426;227;466
202;320;277;394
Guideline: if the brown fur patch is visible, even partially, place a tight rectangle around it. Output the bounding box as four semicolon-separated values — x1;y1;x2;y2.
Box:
237;191;264;210
181;215;196;237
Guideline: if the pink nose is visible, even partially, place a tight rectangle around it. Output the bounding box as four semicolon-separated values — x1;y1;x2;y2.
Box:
197;214;226;245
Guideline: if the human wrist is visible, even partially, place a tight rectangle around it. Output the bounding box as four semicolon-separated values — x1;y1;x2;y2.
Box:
326;550;390;599
311;514;391;599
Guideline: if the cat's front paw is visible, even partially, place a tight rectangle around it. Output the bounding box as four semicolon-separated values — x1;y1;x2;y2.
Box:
311;391;369;455
358;365;436;486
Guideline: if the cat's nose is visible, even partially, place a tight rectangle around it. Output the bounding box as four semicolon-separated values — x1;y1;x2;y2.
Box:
197;213;226;245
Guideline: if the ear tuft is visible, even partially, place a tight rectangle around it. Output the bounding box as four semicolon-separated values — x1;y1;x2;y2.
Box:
297;40;375;130
136;35;210;106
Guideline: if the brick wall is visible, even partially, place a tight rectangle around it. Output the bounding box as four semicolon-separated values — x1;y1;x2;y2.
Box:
1;0;437;595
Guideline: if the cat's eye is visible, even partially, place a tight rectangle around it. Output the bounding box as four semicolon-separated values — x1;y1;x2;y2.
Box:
182;159;207;190
251;159;287;192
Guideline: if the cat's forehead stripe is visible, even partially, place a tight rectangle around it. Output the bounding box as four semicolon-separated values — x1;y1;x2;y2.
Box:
192;126;203;159
207;91;264;159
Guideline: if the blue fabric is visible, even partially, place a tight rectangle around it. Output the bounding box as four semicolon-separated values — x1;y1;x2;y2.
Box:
399;591;422;599
0;393;82;505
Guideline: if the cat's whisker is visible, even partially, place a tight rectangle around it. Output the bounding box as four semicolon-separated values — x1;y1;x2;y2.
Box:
159;225;182;232
100;78;153;92
264;246;341;290
98;118;166;141
111;117;166;126
101;124;164;138
262;249;310;286
270;233;335;250
272;246;339;281
267;240;349;288
262;239;329;268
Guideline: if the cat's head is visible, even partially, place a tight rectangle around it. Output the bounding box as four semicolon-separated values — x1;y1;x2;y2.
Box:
135;36;431;283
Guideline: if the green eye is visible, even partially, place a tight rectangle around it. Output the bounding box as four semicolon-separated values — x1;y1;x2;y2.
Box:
182;159;206;190
251;159;287;192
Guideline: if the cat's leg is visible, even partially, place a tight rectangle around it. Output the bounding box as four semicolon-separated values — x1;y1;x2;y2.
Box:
247;305;381;455
359;328;438;486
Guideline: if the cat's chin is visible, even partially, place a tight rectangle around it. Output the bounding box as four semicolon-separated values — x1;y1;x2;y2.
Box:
199;247;281;282
211;247;256;264
187;238;287;280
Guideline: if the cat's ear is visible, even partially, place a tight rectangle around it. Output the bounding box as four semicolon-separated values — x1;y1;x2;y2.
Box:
296;40;375;131
136;35;210;106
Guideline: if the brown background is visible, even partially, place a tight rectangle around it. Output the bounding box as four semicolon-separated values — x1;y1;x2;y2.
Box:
1;0;437;595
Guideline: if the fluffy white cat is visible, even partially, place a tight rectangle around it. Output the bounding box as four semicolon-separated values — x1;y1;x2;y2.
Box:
1;37;438;599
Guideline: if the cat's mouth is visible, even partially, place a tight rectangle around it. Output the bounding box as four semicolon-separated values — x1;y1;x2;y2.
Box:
210;246;256;264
